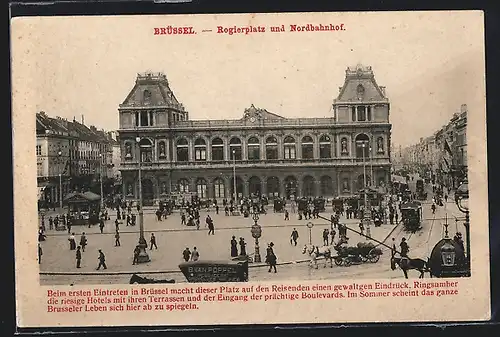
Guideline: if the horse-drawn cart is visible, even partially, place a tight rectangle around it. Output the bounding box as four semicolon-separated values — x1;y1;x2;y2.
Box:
333;242;383;267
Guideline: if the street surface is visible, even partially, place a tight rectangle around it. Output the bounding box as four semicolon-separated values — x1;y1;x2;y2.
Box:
39;180;467;285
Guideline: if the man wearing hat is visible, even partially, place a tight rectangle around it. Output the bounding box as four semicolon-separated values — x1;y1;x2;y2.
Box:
266;242;277;273
399;238;409;258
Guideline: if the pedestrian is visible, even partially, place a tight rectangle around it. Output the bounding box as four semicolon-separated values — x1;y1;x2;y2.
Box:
395;211;399;224
115;218;120;232
207;218;215;235
181;213;186;225
182;247;191;262
239;237;247;256
76;246;82;268
68;233;76;250
330;228;336;245
150;233;158;250
284;210;289;221
96;249;107;270
99;220;104;234
132;245;140;265
66;221;71;234
191;247;200;261
391;238;397;257
290;228;299;246
38;244;42;264
115;230;121;247
230;236;238;257
400;238;409;258
215;205;219;215
80;232;87;252
266;242;277;273
359;221;364;236
322;229;329;246
49;216;54;230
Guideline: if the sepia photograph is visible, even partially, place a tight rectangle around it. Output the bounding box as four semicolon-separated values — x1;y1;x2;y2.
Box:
12;11;490;326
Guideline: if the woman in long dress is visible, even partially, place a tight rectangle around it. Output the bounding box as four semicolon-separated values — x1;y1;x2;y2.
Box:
239;237;246;256
230;236;238;257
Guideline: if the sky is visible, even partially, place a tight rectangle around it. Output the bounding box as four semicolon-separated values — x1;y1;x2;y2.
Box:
12;11;485;147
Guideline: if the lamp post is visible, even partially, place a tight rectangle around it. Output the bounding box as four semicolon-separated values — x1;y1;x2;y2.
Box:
361;142;371;239
98;153;104;211
369;146;374;187
307;222;314;245
232;149;238;210
135;136;150;264
57;150;63;209
455;182;470;276
250;210;262;263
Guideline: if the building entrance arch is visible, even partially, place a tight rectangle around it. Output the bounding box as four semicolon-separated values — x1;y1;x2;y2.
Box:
248;176;262;197
266;176;280;198
284;176;298;199
141;179;154;206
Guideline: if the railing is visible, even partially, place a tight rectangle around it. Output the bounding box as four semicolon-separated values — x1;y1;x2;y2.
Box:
119;157;391;170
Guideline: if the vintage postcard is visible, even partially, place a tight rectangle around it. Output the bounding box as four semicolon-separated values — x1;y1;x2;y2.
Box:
11;11;490;327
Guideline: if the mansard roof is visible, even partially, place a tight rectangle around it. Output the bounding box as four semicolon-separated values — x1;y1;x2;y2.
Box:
335;64;389;103
120;72;185;111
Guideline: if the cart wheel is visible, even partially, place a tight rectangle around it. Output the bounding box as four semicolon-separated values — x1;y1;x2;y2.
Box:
360;255;368;262
334;257;343;266
344;257;352;267
368;254;380;263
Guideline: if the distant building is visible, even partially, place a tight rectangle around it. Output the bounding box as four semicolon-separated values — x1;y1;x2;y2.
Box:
401;104;468;188
117;66;392;206
36;112;118;207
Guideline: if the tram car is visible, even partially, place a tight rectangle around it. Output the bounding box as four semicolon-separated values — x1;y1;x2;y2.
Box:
332;197;344;213
313;198;326;212
400;201;423;232
416;179;428;200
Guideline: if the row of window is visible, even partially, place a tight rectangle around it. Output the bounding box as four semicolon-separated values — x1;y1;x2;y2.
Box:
124;134;386;162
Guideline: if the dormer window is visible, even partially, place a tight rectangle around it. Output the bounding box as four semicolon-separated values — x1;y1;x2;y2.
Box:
356;84;365;99
143;90;152;101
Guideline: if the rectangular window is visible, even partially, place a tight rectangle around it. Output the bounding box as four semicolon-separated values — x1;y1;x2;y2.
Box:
248;147;260;160
140;111;149;126
230;147;242;160
36;145;42;156
367;106;372;121
284;147;296;159
351;107;356;122
212;147;224;161
195;148;206;161
357;106;366;121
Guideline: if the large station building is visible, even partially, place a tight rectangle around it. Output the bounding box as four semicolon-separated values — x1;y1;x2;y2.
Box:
118;65;392;205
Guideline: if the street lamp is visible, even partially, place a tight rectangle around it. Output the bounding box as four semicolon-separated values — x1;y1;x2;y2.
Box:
250;210;262;263
232;149;238;212
369;146;374;187
306;222;314;245
57;150;63;209
98;153;104;212
455;182;470;275
134;136;150;264
360;141;372;239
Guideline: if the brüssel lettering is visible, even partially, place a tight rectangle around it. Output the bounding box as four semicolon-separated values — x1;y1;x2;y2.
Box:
153;23;346;36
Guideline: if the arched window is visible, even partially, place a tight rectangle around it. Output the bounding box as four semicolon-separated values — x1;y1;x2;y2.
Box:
158;140;166;159
357;106;366;121
194;138;207;161
301;136;314;159
355;134;370;159
211;137;224;162
247;136;260;161
319;135;332;159
303;176;316;197
229;137;242;160
178;178;190;193
139;138;153;163
283;136;296;159
265;136;278;160
213;178;225;198
196;178;207;198
176;138;188;162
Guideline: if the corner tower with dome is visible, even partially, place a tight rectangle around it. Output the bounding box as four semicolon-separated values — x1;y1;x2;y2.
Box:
117;67;392;206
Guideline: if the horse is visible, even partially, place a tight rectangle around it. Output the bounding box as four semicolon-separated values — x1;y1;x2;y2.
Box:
390;256;430;279
302;244;333;268
129;274;175;284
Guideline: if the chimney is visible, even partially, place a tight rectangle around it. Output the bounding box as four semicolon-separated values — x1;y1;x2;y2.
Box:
81;115;85;125
460;104;467;114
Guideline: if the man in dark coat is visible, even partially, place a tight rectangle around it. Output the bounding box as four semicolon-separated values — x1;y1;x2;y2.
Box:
182;247;191;262
239;237;247;256
96;249;107;270
290;228;299;246
266;243;277;273
400;238;409;258
76;246;82;268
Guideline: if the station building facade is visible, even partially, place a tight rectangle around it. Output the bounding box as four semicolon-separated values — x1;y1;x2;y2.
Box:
118;65;392;206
